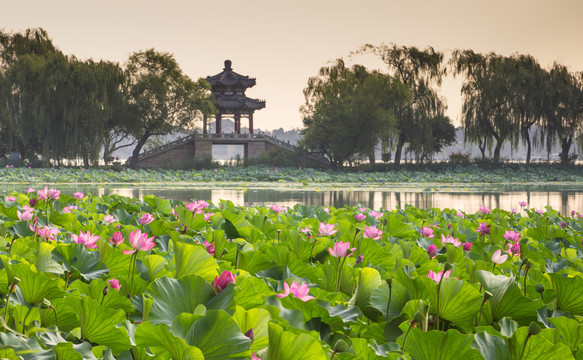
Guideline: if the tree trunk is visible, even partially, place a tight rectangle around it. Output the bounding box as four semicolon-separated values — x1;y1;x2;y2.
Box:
478;136;487;160
394;133;406;165
524;130;532;164
493;139;502;162
128;131;151;167
560;137;572;164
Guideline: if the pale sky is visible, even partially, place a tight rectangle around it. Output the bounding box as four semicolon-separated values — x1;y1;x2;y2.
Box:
2;0;582;130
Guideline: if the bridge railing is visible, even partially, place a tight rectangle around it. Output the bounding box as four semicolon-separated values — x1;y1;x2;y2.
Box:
137;134;194;159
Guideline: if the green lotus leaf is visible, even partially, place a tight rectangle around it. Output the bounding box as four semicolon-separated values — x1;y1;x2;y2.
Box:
438;278;483;332
146;275;235;326
53;243;109;281
350;267;384;321
12;262;66;306
232;306;271;353
234;275;275;310
547;316;583;352
185;310;251;360
53;341;98;360
508;326;574;360
471;332;510;360
173;241;219;281
67;296;132;354
267;321;327;360
143;195;173;216
68;278;134;312
476;270;543;325
548;273;583;316
407;329;482;360
134;321;204;360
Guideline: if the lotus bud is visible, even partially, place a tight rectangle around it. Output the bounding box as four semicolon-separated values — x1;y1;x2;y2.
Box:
535;284;545;295
355;254;364;265
413;311;425;325
244;328;254;344
40;298;52;309
103;285;109;297
427;244;437;259
528;322;542;336
333;339;349;353
561;221;567;228
385;278;392;288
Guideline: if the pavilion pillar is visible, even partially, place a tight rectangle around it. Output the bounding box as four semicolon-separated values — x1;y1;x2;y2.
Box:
216;113;222;134
203;115;207;134
249;113;254;134
235;113;241;134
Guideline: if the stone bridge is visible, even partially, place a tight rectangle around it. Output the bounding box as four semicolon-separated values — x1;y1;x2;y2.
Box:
134;133;328;168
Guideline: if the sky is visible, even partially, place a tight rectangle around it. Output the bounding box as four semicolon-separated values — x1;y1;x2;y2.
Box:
2;0;582;131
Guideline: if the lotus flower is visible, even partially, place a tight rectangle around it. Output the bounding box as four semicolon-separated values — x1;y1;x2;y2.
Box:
428;270;451;283
420;226;434;238
354;213;366;221
271;204;284;213
185;200;208;214
535;209;544;215
318;223;337;236
362;226;383;240
463;242;473;252
203;241;215;256
456;211;466;218
72;230;100;249
204;212;212;222
518;201;527;207
277;280;315;302
138;213;154;225
108;279;121;290
47;188;60;200
476;222;491;236
328;241;355;258
36;226;59;240
17;207;34;221
251;353;261;360
491;249;508;264
427;244;437;259
561;221;567;228
244;328;254;343
479;206;491;214
103;214;115;224
503;230;521;242
123;229;156;254
73;192;85;199
109;231;124;246
508;242;521;257
5;196;16;202
63;205;77;213
441;234;461;247
26;187;35;194
300;227;311;234
369;211;382;219
213;270;236;293
37;186;49;200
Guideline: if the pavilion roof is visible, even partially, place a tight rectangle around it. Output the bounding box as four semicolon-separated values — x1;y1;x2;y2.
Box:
206;60;256;89
215;94;266;112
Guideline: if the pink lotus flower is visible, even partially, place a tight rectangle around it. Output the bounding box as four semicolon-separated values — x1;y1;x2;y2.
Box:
518;201;527;207
271;204;284;213
476;222;491;236
358;207;367;212
103;214;115;224
73;192;85;200
511;208;517;214
507;242;521;257
17;207;34;221
318;223;337;236
441;234;461;247
479;206;490;214
109;231;124;246
300;227;311;234
420;226;435;238
108;279;121;290
203;212;211;222
277;280;315;302
138;213;154;225
251;353;261;360
427;244;437;259
123;229;156;254
47;188;60;200
37;225;60;240
5;196;16;202
328;241;356;258
456;211;466;218
369;211;382;219
354;213;366;221
63;205;77;213
323;207;330;213
37;186;49;200
428;269;451;283
503;230;521;242
26;187;35;194
561;221;567;228
491;249;508;264
72;230;100;249
535;209;544;215
185;200;208;214
362;226;383;240
203;241;215;256
213;270;236;293
463;242;473;252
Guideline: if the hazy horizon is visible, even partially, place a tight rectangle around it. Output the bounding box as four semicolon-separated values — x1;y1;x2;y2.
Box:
2;0;582;131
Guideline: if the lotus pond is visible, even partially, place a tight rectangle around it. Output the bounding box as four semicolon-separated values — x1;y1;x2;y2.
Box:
1;189;583;359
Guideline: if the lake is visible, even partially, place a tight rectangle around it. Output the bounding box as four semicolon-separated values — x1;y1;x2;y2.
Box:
2;182;583;214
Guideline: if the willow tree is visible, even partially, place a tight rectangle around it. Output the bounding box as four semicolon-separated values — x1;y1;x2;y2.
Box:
125;49;215;167
450;50;515;162
300;59;409;168
543;64;583;164
357;43;447;165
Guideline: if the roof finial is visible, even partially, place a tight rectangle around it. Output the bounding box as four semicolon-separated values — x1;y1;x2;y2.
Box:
224;60;232;70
